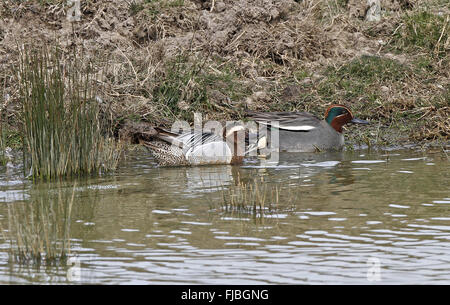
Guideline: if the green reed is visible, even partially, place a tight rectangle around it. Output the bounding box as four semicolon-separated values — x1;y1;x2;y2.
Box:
216;168;301;219
18;45;120;180
0;186;75;265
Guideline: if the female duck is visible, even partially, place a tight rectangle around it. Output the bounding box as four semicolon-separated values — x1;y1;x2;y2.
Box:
141;124;245;166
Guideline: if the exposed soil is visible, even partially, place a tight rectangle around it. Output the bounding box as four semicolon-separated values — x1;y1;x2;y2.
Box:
0;0;448;149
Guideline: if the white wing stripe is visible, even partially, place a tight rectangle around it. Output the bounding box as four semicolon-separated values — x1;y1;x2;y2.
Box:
279;125;316;131
256;121;316;131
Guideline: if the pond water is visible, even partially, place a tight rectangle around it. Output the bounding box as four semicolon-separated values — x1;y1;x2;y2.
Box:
0;147;449;284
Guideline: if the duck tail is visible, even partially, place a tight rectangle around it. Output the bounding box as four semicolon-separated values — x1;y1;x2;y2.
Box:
139;139;184;166
153;127;179;137
139;139;162;151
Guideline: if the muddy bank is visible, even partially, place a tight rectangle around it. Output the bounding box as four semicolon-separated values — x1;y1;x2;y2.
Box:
0;0;448;149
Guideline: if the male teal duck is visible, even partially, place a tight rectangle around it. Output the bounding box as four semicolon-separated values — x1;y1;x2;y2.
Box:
141;124;245;166
246;104;369;152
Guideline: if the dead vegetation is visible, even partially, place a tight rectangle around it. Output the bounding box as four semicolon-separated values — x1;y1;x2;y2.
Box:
0;0;448;149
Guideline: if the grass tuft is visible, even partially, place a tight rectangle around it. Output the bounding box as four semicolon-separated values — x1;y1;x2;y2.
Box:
219;173;296;216
18;45;121;181
318;55;408;102
391;10;449;58
153;55;244;121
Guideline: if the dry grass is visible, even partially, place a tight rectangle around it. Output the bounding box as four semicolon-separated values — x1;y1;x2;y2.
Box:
0;0;448;149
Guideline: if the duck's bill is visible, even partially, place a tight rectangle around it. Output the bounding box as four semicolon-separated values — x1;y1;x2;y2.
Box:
351;118;369;124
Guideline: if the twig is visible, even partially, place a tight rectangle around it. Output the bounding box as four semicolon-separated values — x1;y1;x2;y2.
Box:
224;30;246;51
434;15;448;56
117;47;138;84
